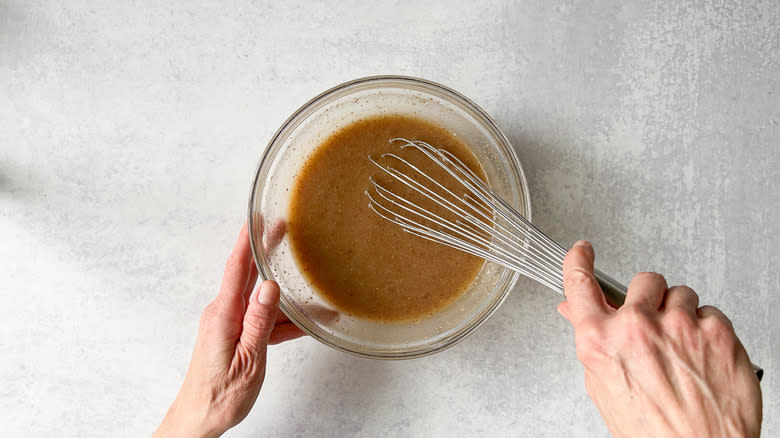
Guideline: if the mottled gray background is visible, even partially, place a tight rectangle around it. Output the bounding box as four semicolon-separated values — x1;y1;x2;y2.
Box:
1;1;777;437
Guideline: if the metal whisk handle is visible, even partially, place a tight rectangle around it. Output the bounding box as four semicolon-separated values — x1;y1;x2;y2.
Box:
594;269;627;308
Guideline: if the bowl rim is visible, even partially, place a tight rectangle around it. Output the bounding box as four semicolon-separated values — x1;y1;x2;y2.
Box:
248;75;532;359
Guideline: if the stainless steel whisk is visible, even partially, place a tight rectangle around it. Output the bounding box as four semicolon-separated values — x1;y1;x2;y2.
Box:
366;138;763;380
365;138;628;307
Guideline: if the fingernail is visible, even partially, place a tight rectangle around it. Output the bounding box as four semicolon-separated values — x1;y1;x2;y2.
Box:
257;281;279;306
574;240;591;249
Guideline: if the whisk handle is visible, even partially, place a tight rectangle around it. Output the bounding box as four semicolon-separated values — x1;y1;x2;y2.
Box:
594;269;627;308
592;269;763;381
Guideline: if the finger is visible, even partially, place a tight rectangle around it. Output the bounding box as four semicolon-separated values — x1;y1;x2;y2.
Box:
239;280;281;352
268;322;307;345
696;305;733;328
562;240;611;326
303;304;341;323
663;285;699;312
254;212;265;235
624;272;668;310
263;220;287;255
217;223;254;308
242;257;259;308
556;300;571;320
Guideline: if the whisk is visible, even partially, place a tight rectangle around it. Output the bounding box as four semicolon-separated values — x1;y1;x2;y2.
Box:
366;138;763;380
365;138;628;307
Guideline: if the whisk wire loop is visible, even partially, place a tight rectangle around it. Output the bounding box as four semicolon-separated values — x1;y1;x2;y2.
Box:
368;138;567;292
402;140;568;276
370;152;559;287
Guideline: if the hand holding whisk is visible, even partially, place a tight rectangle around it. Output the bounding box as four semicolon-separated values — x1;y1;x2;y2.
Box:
365;138;762;380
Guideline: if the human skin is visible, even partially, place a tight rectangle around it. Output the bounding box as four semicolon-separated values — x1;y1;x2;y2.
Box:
558;240;762;438
155;233;762;437
152;223;305;438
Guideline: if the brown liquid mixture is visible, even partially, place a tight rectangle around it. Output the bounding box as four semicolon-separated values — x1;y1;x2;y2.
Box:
287;115;485;322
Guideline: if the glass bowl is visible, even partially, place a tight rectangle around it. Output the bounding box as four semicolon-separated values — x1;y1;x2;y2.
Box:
248;76;531;359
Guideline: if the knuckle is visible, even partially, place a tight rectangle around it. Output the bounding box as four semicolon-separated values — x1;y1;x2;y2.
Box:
698;304;718;314
701;313;735;338
248;304;278;333
681;285;699;300
670;284;697;298
564;268;597;291
705;323;737;351
676;284;695;294
633;271;666;284
698;305;734;328
201;302;220;323
246;315;274;336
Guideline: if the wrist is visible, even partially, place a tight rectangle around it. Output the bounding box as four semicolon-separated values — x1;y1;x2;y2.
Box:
154;398;224;438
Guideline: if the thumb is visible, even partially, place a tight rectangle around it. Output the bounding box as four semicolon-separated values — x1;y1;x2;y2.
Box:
562;240;611;327
239;280;281;353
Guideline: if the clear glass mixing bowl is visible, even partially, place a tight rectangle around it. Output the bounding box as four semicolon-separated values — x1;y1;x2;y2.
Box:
248;76;531;359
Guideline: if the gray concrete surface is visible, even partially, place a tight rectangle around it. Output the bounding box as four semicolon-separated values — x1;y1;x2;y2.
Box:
1;1;777;436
